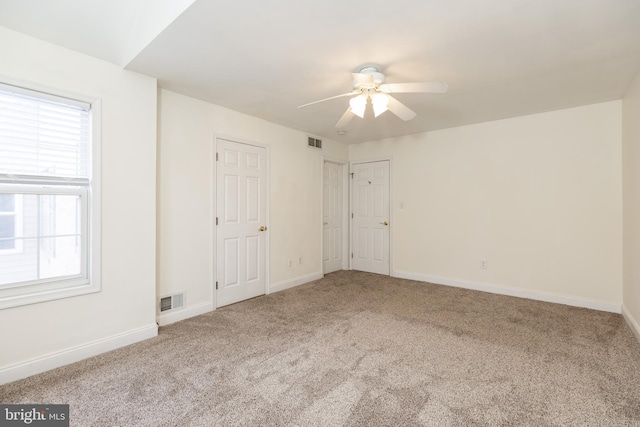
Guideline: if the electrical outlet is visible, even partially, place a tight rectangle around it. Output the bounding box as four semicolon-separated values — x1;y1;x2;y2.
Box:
288;259;292;267
298;256;302;265
480;260;487;269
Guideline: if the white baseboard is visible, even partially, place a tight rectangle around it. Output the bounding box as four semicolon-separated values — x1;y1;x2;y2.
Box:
393;271;621;313
0;323;158;386
157;300;214;327
622;304;640;343
269;271;324;294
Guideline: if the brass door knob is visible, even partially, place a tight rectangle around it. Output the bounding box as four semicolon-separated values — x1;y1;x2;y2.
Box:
259;226;267;232
380;221;389;226
323;222;329;225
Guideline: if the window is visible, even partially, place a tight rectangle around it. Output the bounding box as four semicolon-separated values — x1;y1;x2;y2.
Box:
0;82;100;308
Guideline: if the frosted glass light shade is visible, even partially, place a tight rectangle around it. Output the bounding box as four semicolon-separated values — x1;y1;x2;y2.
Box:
349;95;367;118
372;93;389;117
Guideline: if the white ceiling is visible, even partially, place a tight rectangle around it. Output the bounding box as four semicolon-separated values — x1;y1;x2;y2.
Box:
2;0;640;144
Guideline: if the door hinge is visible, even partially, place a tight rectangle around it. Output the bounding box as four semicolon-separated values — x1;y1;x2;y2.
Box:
350;172;354;179
216;217;218;225
351;213;354;219
351;252;353;258
216;152;219;161
216;281;218;290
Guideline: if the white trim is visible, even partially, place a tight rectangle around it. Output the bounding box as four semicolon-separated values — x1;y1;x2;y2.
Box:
269;271;323;294
0;323;157;385
342;164;349;271
320;157;324;274
0;81;90;109
320;157;325;273
157;300;214;326
393;270;622;313
0;74;99;108
89;98;102;300
622;304;640;343
210;136;217;309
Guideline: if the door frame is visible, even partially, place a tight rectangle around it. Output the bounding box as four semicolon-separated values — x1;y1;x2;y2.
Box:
349;157;393;274
321;157;350;274
212;134;270;308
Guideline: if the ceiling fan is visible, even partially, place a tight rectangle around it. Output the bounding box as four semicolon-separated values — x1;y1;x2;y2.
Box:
298;66;448;128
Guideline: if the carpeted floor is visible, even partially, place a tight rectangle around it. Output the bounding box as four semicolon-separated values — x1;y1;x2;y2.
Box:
2;271;640;426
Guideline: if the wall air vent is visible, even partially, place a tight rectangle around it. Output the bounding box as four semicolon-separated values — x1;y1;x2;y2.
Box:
160;292;185;312
308;137;322;149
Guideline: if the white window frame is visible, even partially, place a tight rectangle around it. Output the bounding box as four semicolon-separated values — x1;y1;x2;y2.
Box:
0;81;101;309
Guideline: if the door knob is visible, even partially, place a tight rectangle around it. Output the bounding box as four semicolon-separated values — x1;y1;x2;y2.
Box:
259;226;267;232
323;222;329;225
380;221;389;226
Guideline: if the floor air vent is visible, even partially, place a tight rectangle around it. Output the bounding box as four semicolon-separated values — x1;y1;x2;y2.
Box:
160;293;185;312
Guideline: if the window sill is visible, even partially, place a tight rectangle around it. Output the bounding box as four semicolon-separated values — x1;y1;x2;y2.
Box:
0;279;100;309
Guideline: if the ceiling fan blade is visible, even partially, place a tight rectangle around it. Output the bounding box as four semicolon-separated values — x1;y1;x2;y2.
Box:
379;81;448;94
298;91;358;108
335;107;355;128
352;72;375;87
387;95;417;121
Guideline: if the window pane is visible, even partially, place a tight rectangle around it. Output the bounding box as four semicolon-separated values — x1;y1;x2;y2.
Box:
0;238;15;250
0;191;82;286
40;194;80;236
0;194;14;212
22;194;37;239
0;215;15;252
39;236;81;279
0;215;14;238
0;237;37;285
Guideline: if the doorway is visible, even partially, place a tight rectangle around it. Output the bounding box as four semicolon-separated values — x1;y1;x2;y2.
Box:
215;138;268;307
350;160;390;275
323;161;345;274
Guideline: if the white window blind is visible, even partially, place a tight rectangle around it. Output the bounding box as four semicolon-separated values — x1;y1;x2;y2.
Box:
0;83;90;183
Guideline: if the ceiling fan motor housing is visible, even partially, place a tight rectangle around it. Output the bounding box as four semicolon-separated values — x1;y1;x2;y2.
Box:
354;66;385;89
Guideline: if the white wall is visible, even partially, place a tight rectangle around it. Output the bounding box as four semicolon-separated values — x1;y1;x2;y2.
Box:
0;27;158;383
622;72;640;340
157;89;347;324
350;102;623;310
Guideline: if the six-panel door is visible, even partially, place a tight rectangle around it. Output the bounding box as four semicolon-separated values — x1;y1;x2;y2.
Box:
323;161;343;274
216;139;267;307
351;160;390;275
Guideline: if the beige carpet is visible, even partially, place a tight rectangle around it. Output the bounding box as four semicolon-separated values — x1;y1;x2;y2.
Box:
2;271;640;426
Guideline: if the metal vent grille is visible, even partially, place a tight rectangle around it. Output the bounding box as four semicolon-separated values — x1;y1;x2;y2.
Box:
172;293;184;309
160;293;185;312
160;296;172;312
307;137;322;149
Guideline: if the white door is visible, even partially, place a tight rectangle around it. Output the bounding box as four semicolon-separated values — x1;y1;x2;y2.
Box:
323;161;343;274
351;160;390;275
216;139;267;307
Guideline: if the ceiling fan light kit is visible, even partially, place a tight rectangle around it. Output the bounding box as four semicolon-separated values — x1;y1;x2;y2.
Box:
298;66;448;129
371;92;389;117
349;94;367;118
